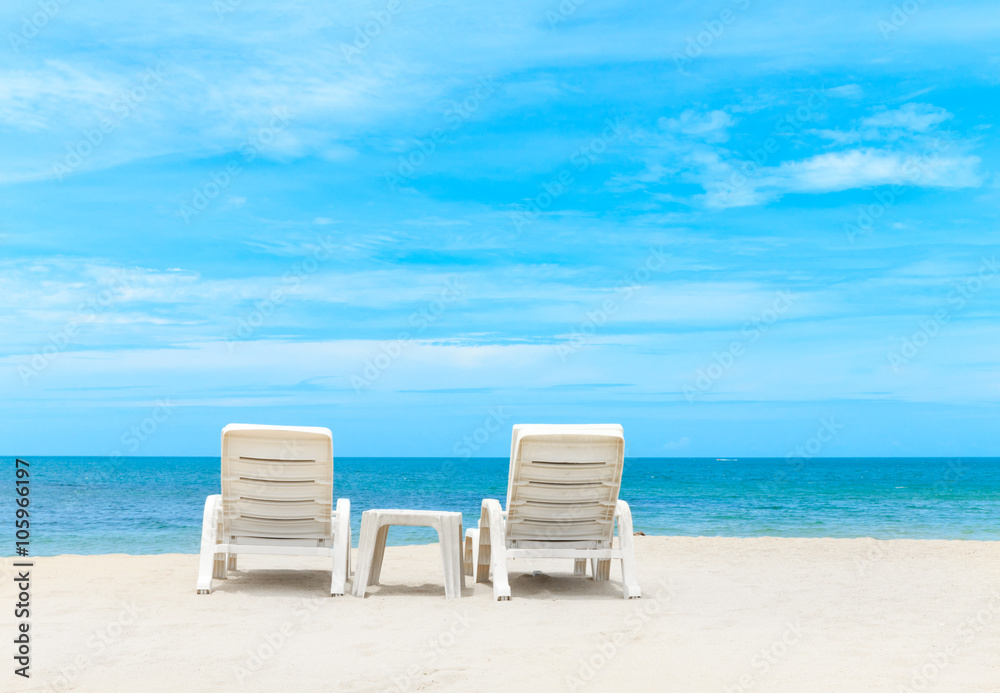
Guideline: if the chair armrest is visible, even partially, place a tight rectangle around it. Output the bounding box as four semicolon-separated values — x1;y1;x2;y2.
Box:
614;499;635;540
481;498;504;531
334;498;351;535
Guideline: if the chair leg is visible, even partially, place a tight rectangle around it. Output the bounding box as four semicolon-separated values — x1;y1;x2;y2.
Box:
482;499;510;600
574;559;588;576
213;553;227;579
475;528;491;583
331;498;350;596
212;503;228;580
227;554;237;572
594;559;611;581
615;500;641;599
457;520;466;592
464;529;478;578
196;495;222;594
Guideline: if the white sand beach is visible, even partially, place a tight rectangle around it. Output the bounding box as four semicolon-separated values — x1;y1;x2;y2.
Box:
4;537;1000;692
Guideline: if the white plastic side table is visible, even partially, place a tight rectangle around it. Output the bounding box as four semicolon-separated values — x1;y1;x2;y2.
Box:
353;509;465;599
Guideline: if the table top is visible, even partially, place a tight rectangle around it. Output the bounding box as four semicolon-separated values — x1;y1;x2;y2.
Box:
360;509;462;517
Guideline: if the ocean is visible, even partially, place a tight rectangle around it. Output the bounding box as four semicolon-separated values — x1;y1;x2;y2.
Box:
3;456;999;556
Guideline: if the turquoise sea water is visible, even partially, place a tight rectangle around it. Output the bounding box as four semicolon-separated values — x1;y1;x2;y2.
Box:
2;456;999;556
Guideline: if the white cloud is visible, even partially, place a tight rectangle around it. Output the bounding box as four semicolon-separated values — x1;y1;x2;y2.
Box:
770;148;980;191
0;62;121;132
619;99;980;210
704;148;981;208
861;103;951;133
813;103;953;145
658;110;734;143
826;84;864;99
807;128;863;145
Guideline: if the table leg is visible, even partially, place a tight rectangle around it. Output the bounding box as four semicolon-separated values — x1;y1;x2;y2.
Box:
353;513;378;598
370;524;389;586
437;515;463;599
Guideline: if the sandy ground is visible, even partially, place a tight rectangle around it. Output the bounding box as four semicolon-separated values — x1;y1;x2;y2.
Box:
2;537;1000;692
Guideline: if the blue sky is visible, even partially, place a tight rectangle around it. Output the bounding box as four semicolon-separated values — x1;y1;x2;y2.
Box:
1;0;998;457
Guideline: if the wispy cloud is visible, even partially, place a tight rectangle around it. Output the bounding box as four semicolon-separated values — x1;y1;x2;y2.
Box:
862;103;951;133
703;148;982;208
659;110;735;143
619;100;982;210
812;103;953;144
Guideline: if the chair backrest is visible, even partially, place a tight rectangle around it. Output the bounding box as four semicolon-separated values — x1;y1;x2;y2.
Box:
221;424;334;547
505;424;625;547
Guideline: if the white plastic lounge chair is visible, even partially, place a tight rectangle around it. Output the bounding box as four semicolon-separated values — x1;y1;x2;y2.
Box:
196;424;351;596
465;424;641;600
